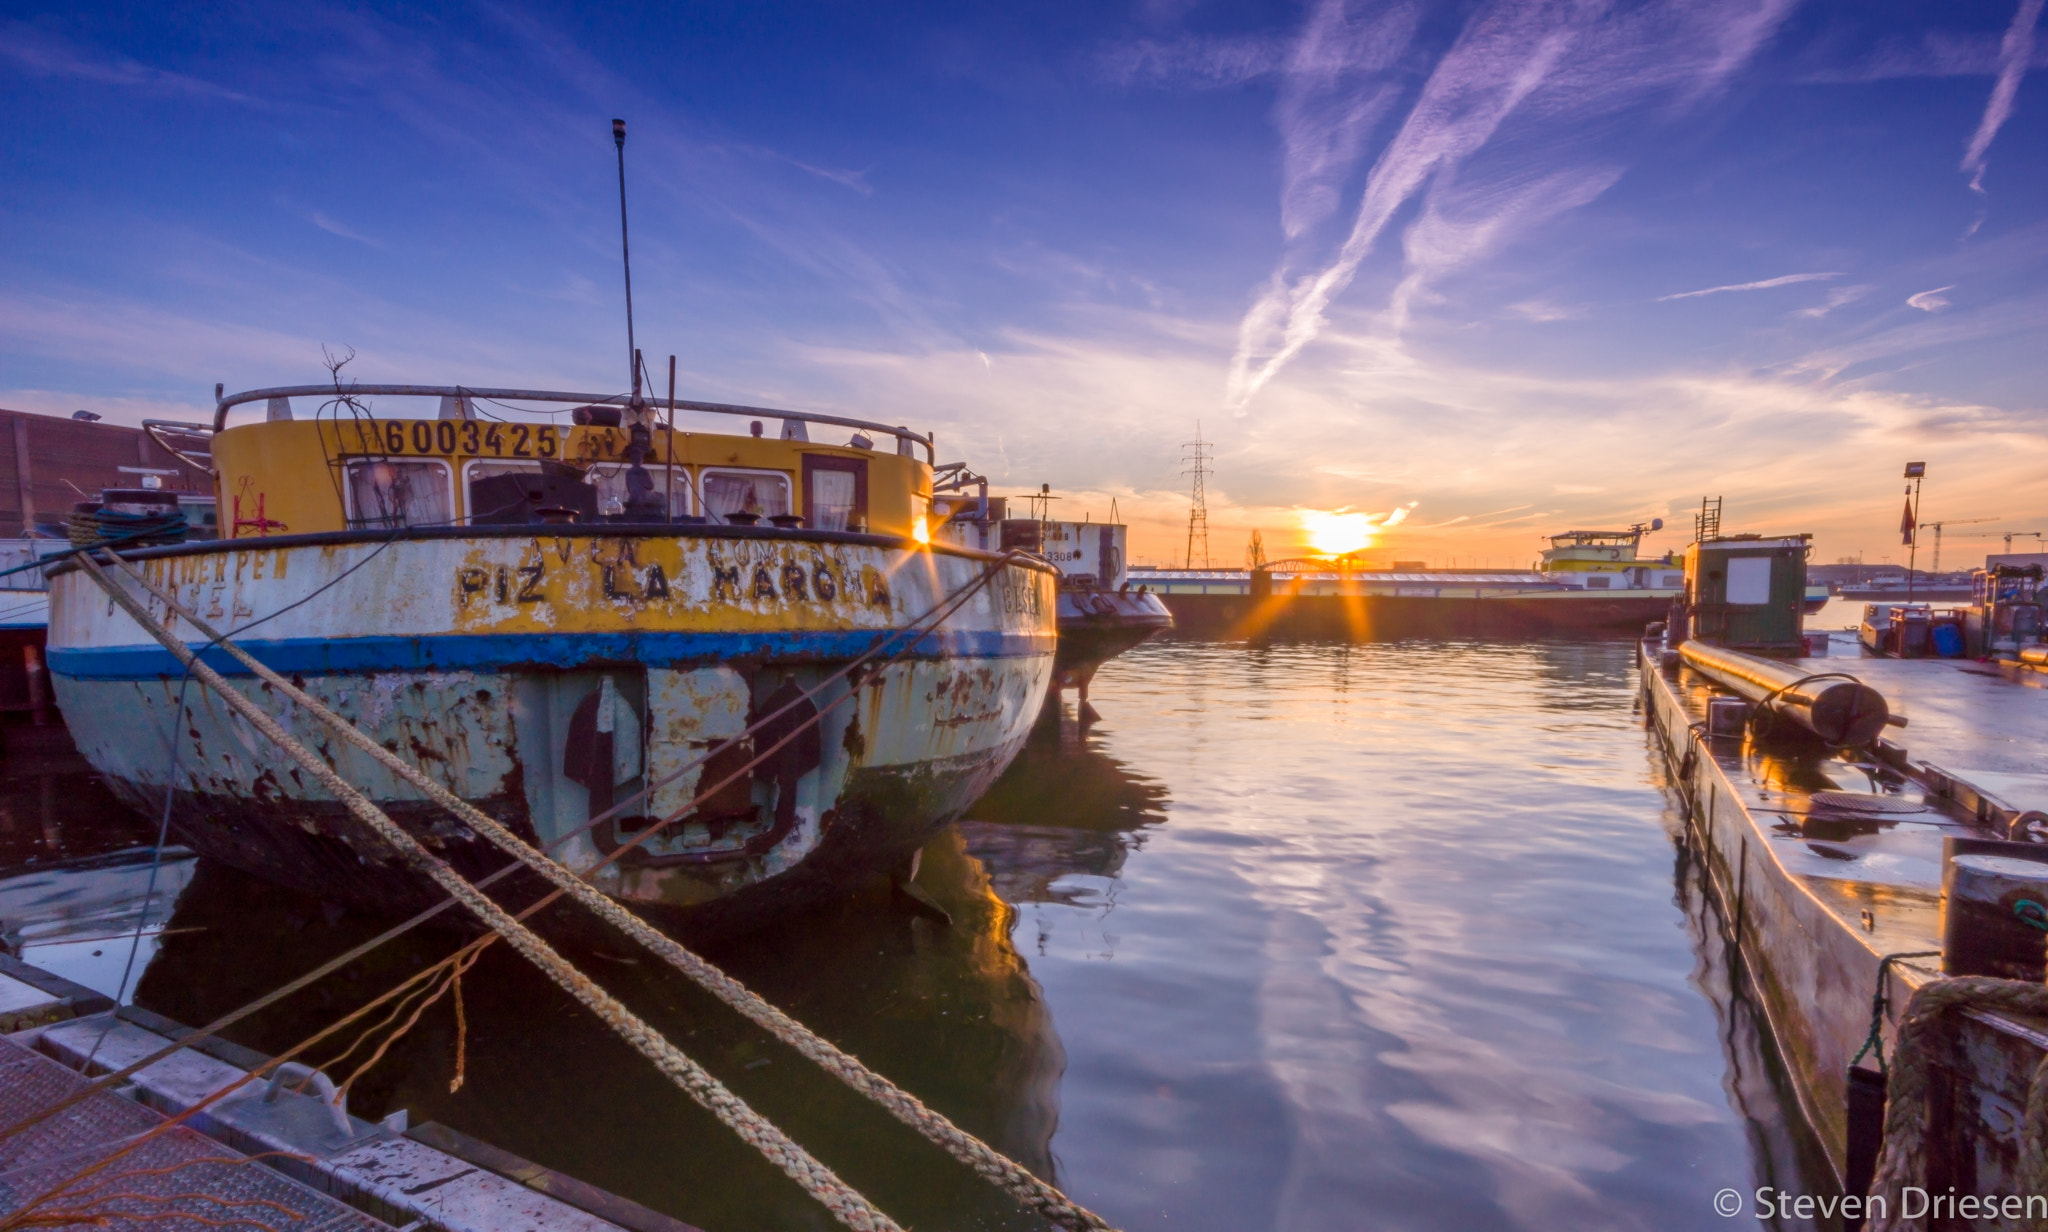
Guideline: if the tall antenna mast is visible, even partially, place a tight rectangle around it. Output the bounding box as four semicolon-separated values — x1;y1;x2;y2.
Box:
1182;422;1213;570
613;118;639;402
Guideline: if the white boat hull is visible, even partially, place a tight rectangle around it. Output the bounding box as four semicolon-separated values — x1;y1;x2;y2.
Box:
46;529;1056;927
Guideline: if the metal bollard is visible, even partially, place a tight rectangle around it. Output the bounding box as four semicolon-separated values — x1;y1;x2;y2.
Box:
1706;696;1749;739
1942;852;2048;980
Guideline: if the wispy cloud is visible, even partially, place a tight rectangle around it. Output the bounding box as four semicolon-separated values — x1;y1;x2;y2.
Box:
739;143;877;195
1779;289;2048;384
1386;165;1621;332
310;212;382;247
1656;271;1841;301
1802;29;2048;83
785;160;874;195
1907;285;1956;312
1961;0;2045;192
1273;3;1420;241
1225;0;1797;409
1793;285;1871;318
0;21;258;104
1093;33;1290;88
1506;300;1585;322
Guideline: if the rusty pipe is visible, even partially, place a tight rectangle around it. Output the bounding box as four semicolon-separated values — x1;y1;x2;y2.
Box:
1678;640;1892;747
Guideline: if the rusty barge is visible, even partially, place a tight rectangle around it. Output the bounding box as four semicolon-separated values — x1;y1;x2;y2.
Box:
44;383;1057;930
1643;529;2048;1222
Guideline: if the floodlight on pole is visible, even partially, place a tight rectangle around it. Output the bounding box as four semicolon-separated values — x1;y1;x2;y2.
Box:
613;118;638;402
1903;462;1926;602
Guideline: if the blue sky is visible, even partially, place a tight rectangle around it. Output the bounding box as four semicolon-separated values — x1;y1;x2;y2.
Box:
2;0;2043;566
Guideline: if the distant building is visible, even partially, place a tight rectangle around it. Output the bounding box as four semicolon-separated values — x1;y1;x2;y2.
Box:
0;406;213;537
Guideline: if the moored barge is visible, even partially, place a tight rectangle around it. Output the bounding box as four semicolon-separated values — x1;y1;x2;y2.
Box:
45;384;1057;929
933;486;1170;715
1139;524;1685;638
1643;529;2048;1221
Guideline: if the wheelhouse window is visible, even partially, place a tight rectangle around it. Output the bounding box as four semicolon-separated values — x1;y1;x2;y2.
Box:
801;455;868;532
345;459;453;529
462;459;694;523
584;462;694;519
701;468;791;524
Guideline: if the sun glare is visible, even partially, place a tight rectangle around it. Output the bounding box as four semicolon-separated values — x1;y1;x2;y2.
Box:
1299;503;1416;558
1301;510;1376;557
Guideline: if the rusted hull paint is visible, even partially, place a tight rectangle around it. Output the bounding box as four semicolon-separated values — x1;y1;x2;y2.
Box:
46;531;1055;923
81;739;1023;932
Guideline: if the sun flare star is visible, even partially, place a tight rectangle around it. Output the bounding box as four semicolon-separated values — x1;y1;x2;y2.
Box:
1300;504;1415;558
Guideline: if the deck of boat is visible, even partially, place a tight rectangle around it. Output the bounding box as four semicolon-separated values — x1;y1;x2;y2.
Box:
1640;630;2048;1195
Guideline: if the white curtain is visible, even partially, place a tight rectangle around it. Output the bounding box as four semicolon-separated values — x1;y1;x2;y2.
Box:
703;472;790;523
346;460;452;528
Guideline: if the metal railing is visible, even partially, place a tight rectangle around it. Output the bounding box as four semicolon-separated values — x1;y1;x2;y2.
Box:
211;385;934;462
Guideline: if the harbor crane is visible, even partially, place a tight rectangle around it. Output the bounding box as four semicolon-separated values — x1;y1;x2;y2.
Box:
1924;516;2000;573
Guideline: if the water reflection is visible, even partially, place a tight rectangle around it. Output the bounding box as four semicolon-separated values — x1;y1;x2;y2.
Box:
130;826;1064;1231
959;707;1168;906
0;741;188;998
0;640;1846;1231
1647;738;1838;1232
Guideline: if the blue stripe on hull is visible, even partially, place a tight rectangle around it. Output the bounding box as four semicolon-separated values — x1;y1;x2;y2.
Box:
48;628;1054;680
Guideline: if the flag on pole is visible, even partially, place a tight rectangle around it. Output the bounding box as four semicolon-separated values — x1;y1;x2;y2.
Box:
1900;486;1916;546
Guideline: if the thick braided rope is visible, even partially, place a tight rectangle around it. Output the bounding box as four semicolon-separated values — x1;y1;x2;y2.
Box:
108;550;1115;1232
6;543;1026;1143
1868;976;2048;1232
78;556;904;1232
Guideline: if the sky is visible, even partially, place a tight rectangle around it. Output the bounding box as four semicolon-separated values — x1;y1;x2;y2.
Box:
1;0;2044;568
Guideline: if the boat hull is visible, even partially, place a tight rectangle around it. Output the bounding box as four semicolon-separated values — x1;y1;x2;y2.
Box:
1157;590;1674;639
1053;589;1172;686
46;528;1056;929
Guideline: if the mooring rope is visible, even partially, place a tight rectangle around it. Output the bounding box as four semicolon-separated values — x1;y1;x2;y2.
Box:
75;553;905;1232
0;549;1010;1152
1;717;853;1224
1847;951;1940;1080
1867;976;2048;1232
99;548;1114;1232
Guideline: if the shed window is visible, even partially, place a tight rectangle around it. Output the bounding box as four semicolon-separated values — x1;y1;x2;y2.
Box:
345;459;452;529
1727;556;1772;605
701;468;791;524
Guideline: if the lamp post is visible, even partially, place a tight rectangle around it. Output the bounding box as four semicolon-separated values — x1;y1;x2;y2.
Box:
1904;461;1925;603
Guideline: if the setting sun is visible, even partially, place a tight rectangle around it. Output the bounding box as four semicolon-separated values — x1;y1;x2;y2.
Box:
1301;510;1376;557
1299;504;1416;558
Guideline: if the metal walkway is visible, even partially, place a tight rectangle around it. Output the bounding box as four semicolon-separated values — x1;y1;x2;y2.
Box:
0;1032;384;1232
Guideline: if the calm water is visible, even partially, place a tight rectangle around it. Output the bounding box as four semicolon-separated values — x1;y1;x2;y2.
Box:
0;640;1827;1230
